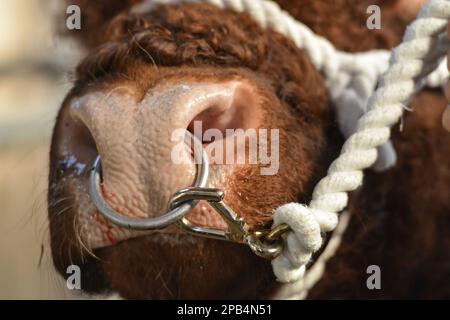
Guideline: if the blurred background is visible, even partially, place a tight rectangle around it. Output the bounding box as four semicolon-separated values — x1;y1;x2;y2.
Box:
0;0;83;299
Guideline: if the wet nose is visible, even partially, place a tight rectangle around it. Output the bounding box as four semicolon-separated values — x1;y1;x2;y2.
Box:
69;80;256;218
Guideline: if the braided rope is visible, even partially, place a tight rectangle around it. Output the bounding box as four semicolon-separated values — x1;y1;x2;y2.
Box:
133;0;450;283
273;210;353;299
272;0;450;282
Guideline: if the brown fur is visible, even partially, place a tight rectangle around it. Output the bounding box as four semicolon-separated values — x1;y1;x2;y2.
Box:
310;90;450;299
48;0;450;298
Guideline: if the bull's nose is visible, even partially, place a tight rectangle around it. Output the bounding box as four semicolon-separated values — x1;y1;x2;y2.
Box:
69;80;259;219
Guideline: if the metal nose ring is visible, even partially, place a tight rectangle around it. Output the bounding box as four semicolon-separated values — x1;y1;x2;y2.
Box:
88;131;208;230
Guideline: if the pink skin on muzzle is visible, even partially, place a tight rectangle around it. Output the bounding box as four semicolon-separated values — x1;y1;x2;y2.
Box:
67;80;263;248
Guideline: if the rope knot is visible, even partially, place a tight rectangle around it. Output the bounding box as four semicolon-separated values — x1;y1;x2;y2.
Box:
272;203;323;282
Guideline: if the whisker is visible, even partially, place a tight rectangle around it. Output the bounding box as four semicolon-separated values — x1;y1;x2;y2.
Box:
155;268;175;298
74;218;99;262
48;196;73;208
129;30;159;70
54;205;75;217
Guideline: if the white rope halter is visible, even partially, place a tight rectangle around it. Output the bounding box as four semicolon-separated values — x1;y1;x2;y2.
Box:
132;0;450;292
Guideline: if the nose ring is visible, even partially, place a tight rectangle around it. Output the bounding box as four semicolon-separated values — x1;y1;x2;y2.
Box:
88;131;209;230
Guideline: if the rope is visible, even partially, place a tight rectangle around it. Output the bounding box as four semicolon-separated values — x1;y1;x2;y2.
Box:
273;210;352;299
132;0;450;283
272;0;450;283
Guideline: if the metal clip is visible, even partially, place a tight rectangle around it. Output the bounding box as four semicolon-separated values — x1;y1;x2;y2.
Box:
168;187;285;259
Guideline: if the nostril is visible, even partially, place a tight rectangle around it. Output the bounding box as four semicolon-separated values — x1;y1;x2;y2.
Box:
58;111;98;169
187;82;261;144
66;99;99;159
74;121;97;153
67;88;139;171
187;103;238;143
